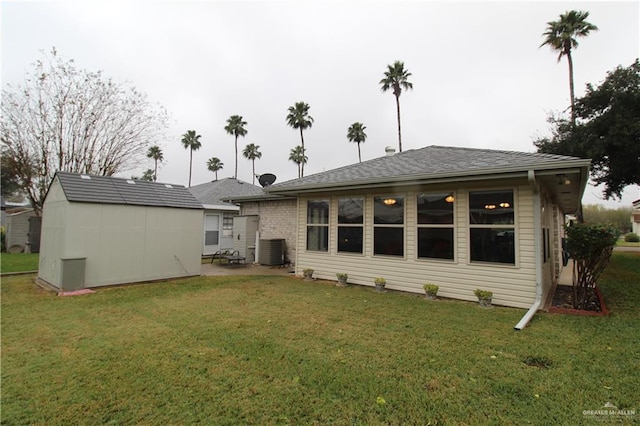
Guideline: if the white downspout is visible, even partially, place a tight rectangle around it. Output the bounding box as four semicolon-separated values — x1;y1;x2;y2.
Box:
514;170;543;330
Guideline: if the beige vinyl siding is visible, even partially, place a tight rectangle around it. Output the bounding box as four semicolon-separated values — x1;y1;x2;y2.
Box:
295;180;538;309
38;179;70;285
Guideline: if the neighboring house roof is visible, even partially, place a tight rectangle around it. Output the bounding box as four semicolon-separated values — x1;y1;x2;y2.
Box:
266;145;591;214
633;199;640;209
54;172;203;209
188;178;265;208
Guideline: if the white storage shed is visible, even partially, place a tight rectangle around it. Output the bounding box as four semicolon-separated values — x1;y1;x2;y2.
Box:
38;172;204;291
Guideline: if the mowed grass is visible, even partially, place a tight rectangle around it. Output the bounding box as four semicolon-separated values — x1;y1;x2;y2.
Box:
0;253;39;273
2;253;639;425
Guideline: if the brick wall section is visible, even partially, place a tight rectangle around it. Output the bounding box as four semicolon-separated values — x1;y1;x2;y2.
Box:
240;199;297;264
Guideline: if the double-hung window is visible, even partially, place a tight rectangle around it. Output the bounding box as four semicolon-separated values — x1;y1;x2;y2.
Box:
307;199;329;252
417;193;455;260
337;197;364;254
373;196;404;257
469;190;515;264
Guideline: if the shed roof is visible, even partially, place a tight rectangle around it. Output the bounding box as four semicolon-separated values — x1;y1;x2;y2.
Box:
188;178;265;208
55;172;203;209
268;145;590;193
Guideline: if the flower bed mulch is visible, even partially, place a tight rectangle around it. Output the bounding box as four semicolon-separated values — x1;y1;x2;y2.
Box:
549;285;609;316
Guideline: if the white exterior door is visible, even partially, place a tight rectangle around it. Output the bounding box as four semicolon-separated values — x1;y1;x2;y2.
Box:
203;214;221;255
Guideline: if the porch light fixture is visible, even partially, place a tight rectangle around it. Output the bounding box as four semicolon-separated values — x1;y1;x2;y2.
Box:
445;194;455;203
499;202;511;208
383;198;397;206
484;204;496;210
556;174;571;185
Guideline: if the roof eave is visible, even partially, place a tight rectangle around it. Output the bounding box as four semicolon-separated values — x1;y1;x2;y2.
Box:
267;160;591;195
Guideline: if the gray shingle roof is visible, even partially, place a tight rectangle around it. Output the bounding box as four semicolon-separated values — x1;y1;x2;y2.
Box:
55;172;203;209
268;145;590;193
188;178;265;207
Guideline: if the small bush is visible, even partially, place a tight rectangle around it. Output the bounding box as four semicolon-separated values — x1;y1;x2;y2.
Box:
474;289;493;299
374;277;386;285
625;233;640;243
423;284;439;295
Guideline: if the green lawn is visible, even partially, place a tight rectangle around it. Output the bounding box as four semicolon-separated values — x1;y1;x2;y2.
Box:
2;253;638;424
0;253;39;273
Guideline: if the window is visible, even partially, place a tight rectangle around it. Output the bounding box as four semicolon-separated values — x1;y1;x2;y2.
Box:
307;199;329;251
222;213;236;236
469;190;515;264
417;193;455;260
373;196;404;256
338;197;363;253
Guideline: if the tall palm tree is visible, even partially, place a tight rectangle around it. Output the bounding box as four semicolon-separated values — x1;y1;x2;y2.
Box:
146;145;164;182
379;61;413;153
346;122;367;163
207;157;224;181
288;145;307;179
541;10;598;126
224;115;248;179
242;143;262;185
286;102;314;177
180;130;202;187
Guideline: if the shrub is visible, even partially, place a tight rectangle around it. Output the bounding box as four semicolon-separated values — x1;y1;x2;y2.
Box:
473;289;493;299
625;232;640;243
565;223;619;309
374;277;386;285
423;284;439;295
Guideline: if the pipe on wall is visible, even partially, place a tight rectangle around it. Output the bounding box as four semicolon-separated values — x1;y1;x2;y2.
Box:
514;170;543;330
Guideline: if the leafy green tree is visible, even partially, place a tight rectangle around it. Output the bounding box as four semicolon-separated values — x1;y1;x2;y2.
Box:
181;130;202;187
146;145;164;182
583;205;633;234
141;169;155;182
540;10;598;126
286;102;313;177
534;60;640;199
1;148;23;199
347;122;367;163
242;143;262;185
224;115;248;179
131;169;154;182
379;61;413;153
207;157;224;181
288;145;307;179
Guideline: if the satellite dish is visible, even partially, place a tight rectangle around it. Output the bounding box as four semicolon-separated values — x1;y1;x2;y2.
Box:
258;173;277;187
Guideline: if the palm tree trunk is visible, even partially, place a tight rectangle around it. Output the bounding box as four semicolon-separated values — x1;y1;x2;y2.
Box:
188;149;193;187
357;142;362;163
234;135;238;179
153;159;158;182
567;51;576;127
299;127;305;177
252;159;255;185
395;94;402;152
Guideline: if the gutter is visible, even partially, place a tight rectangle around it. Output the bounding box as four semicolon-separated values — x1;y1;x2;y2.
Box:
514;170;543;330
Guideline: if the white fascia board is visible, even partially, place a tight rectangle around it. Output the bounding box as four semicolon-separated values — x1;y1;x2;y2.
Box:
202;204;240;211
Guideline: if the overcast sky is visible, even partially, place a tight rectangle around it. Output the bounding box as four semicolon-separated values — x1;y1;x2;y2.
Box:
2;1;638;207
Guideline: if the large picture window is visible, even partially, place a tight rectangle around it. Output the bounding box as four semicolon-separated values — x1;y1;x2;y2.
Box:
338;197;363;253
417;193;455;260
373;196;404;257
469;190;515;264
307;200;329;251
